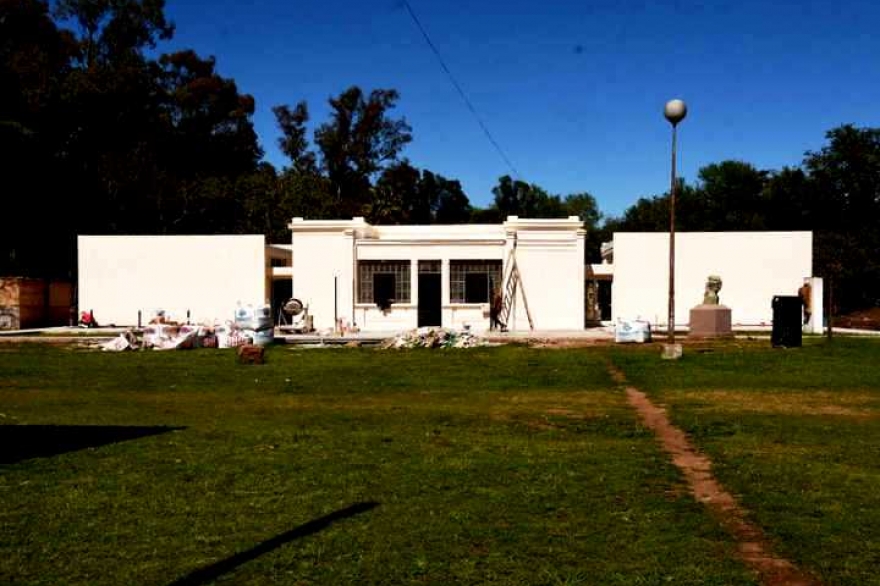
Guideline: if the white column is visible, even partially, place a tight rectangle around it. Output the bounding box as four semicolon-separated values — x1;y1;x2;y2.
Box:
410;258;419;306
441;258;450;328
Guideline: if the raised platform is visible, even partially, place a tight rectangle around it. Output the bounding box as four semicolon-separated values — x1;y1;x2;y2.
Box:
688;304;733;339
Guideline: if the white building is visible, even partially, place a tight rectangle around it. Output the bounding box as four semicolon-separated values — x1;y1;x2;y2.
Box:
598;231;816;328
77;235;291;326
76;225;819;334
290;216;586;332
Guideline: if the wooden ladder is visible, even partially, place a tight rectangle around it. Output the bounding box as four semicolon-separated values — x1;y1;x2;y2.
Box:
499;246;534;330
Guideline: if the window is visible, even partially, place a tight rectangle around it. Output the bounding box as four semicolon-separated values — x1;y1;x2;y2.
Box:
418;260;441;273
450;260;502;303
358;260;411;306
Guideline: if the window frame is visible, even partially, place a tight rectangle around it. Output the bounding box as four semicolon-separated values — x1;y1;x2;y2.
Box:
357;260;411;305
450;260;502;304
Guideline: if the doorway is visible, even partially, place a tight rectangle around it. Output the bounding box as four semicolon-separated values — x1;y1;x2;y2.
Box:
418;273;441;327
271;279;293;325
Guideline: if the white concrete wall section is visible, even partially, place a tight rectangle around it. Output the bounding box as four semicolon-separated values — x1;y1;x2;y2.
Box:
611;232;813;326
505;218;585;330
289;218;359;331
354;233;503;333
78;235;265;326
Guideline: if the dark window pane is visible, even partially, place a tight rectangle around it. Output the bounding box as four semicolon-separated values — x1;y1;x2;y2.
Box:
465;273;489;303
374;274;396;309
358;260;410;303
450;260;502;303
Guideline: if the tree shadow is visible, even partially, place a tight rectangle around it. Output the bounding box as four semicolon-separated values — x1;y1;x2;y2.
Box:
168;501;379;586
0;425;185;465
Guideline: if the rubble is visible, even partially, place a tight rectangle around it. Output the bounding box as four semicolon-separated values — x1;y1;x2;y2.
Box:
380;327;487;349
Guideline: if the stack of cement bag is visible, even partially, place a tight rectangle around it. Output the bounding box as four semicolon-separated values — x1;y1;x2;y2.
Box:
229;304;274;347
614;319;653;343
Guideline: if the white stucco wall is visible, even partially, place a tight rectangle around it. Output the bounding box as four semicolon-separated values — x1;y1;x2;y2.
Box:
289;219;359;331
611;232;813;326
78;235;266;326
506;218;585;330
290;217;585;333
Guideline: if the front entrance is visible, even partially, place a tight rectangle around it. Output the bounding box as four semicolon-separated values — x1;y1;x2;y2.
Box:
271;278;293;325
418;273;441;327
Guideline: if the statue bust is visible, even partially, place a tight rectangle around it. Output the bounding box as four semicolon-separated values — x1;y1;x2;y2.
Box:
703;275;722;305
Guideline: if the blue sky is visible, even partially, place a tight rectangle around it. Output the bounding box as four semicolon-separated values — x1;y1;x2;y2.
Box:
163;0;880;217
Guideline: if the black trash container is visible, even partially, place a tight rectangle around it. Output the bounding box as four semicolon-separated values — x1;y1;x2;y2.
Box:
772;295;802;347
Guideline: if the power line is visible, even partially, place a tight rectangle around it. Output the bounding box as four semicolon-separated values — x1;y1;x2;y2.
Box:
401;0;522;180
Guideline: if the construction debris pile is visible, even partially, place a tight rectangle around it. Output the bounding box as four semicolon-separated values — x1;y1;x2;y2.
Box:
380;327;487;349
98;305;274;352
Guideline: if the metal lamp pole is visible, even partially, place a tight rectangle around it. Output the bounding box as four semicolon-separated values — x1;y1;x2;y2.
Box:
664;99;687;357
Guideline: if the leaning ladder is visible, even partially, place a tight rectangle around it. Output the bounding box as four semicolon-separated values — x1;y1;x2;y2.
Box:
499;246;534;330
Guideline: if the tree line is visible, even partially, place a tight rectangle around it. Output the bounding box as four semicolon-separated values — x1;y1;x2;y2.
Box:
602;125;880;314
0;0;601;277
2;0;877;313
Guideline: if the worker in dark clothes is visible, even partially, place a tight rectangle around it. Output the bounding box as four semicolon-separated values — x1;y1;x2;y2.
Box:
490;287;506;332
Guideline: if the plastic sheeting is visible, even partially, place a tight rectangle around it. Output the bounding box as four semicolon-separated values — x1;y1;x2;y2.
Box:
614;319;652;343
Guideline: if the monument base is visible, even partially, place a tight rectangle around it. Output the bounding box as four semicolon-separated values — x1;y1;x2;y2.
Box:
689;304;733;339
661;343;683;360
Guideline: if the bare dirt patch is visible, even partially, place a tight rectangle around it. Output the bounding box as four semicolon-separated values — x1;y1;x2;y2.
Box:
609;364;820;586
834;307;880;331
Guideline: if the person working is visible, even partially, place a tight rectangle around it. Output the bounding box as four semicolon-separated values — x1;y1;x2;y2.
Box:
490;287;507;332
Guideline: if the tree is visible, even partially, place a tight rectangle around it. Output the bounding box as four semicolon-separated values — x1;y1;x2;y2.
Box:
371;161;420;224
564;192;601;227
694;160;768;230
54;0;173;69
370;163;473;225
762;167;815;230
158;49;261;181
0;0;75;277
804;124;880;232
314;86;412;217
491;175;532;217
272;101;316;174
432;173;471;224
804;125;880;311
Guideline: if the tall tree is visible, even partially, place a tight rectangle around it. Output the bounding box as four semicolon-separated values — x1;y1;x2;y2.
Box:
54;0;173;69
272;101;316;174
430;172;471;224
0;0;74;276
695;160;768;230
804;125;880;311
804;124;880;232
158;49;261;181
371;160;420;224
314;86;412;216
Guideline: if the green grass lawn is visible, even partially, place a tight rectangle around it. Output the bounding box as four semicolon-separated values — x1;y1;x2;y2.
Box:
612;338;880;586
1;345;756;586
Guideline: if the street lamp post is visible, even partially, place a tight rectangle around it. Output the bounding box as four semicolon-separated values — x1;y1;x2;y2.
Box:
663;99;687;360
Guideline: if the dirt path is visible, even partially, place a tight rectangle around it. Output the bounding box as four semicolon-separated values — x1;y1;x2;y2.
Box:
608;364;819;586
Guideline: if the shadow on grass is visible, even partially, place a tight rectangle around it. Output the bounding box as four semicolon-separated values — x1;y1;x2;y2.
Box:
168;501;379;586
0;425;185;465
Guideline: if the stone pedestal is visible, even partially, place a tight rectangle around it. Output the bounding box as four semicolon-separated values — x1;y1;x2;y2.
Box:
688;304;732;339
661;343;683;360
